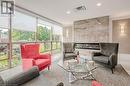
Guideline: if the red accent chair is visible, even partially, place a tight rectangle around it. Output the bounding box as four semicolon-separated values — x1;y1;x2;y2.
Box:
20;43;51;71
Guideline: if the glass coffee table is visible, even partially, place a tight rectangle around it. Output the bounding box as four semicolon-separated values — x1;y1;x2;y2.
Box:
60;60;98;83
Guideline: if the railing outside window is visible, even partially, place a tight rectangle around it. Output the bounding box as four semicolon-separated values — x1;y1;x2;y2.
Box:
0;41;61;71
0;43;9;70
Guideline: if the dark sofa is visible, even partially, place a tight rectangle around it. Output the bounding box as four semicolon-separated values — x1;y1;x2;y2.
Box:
92;43;119;73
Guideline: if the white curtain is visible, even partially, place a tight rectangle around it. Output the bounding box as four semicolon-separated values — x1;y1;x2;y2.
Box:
38;19;53;26
0;16;9;28
12;11;36;32
53;25;62;35
38;18;63;35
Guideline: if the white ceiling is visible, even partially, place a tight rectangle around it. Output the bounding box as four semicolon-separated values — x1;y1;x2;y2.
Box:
15;0;130;26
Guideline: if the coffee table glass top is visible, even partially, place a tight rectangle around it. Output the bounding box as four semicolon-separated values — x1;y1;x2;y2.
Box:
63;60;97;83
58;59;98;83
68;61;90;73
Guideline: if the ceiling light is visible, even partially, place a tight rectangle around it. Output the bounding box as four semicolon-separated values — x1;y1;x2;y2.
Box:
96;3;102;7
66;11;71;14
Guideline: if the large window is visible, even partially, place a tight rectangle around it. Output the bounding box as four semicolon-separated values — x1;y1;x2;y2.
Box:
0;28;8;43
12;44;21;67
12;29;35;42
39;42;51;53
12;11;36;42
52;25;62;41
0;14;9;70
10;11;37;68
52;25;62;53
0;10;63;71
12;11;36;32
37;19;52;53
37;24;51;41
0;16;9;28
0;44;8;70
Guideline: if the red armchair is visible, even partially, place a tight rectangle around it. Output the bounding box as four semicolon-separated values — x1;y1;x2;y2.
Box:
20;43;51;71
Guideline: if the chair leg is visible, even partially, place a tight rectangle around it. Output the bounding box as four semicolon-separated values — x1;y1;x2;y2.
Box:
111;68;114;74
57;82;64;86
48;66;50;70
76;55;80;63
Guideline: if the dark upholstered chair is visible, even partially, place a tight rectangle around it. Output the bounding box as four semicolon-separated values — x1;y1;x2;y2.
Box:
63;43;79;61
92;43;119;73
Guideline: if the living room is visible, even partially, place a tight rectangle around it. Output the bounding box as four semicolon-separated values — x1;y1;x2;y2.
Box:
0;0;130;86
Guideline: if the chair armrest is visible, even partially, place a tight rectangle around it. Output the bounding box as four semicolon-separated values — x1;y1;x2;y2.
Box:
22;59;35;70
74;50;79;55
109;54;117;67
37;53;51;59
22;59;35;65
92;52;102;56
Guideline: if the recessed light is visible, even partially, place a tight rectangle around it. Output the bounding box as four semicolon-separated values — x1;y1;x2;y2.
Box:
66;11;71;14
96;3;102;7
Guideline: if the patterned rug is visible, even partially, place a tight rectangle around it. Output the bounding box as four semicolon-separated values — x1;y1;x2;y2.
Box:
57;60;130;86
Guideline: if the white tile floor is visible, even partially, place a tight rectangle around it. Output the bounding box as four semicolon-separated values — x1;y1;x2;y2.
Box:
0;53;130;81
0;53;63;80
118;54;130;75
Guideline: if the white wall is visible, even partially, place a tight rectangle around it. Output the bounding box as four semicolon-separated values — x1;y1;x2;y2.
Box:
118;54;130;75
63;26;74;43
109;15;130;42
110;15;130;75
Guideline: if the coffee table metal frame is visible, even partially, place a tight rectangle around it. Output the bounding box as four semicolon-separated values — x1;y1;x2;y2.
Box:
60;60;97;83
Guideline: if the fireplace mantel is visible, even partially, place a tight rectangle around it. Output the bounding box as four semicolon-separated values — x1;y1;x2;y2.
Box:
74;43;101;60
